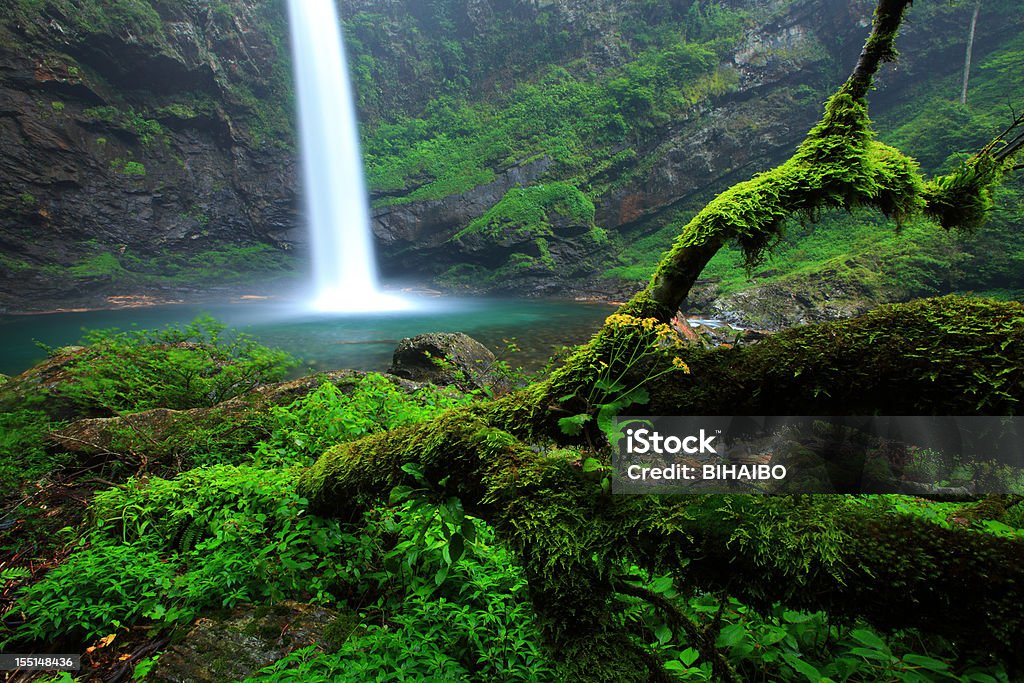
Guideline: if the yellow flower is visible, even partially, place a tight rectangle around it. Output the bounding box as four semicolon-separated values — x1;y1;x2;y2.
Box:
671;357;691;373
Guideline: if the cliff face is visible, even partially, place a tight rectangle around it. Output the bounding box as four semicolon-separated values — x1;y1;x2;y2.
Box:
335;0;863;294
0;0;298;311
0;0;1020;312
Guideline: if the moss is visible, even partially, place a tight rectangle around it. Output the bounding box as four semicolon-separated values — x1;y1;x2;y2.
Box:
85;105;165;146
14;0;164;41
300;326;1024;673
32;243;297;288
120;161;146;176
457;182;596;240
69;252;126;279
922;153;1006;230
646;296;1024;416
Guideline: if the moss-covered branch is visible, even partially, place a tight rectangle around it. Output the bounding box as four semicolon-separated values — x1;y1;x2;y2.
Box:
619;0;1019;322
646;296;1024;416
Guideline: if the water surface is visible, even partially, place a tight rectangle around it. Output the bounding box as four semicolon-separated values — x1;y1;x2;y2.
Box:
0;297;613;377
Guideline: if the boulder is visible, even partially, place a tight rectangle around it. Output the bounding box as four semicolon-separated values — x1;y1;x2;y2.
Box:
0;346;89;419
388;332;510;394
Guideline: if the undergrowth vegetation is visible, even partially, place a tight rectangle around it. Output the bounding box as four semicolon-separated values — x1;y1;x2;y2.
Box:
0;317;1020;682
254;375;472;467
3;2;1024;681
25;243;299;290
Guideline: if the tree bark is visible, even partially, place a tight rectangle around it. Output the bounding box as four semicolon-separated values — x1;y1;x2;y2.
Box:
961;0;982;105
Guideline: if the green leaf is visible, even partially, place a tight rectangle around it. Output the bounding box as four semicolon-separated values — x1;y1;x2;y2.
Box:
444;533;465;566
649;576;673;594
850;628;889;653
782;653;822;682
716;622;746;648
654;624;672;644
434;567;449;586
443;497;465;526
460;518;476;544
582;457;604;473
625;387;650;405
388;485;415;505
900;654;950;672
400;462;427;484
758;625;788;646
558;413;591;435
596;404;620;436
594;377;625;393
849;647;892;662
679;647;699;667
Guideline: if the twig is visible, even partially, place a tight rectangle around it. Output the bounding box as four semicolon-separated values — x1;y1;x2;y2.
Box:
613;579;741;683
103;633;172;683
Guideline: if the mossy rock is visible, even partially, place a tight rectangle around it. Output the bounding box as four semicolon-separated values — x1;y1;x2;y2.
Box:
47;370;427;467
0;346;88;419
147;601;340;683
388;332;511;394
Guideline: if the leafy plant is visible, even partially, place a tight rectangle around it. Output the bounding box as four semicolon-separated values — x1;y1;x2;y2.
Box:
0;409;66;495
246;498;557;682
120;161;147;176
457;182;595;240
557;313;690;441
255;375;472;466
3;466;350;644
58;316;296;414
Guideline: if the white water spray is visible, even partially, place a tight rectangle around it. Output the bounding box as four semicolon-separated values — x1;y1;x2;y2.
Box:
287;0;407;313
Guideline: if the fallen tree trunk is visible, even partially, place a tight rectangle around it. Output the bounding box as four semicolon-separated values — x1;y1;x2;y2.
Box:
301;412;1024;679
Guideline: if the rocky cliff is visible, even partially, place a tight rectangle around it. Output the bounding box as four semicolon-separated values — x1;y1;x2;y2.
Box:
0;0;298;311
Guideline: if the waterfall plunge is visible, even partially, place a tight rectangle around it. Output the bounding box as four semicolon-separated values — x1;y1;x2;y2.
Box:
287;0;407;313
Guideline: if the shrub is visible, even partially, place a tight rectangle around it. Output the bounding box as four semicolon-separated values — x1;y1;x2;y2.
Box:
120;161;146;176
0;409;66;495
4;466;349;644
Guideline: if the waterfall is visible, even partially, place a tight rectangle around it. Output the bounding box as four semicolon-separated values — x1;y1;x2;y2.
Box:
286;0;406;312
